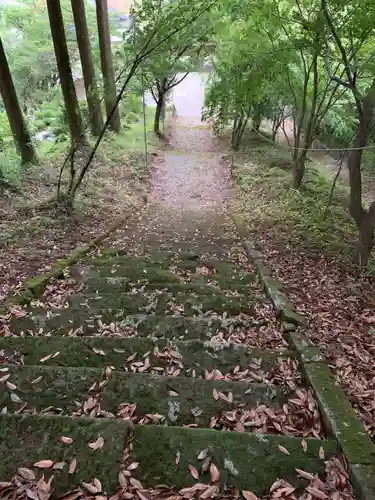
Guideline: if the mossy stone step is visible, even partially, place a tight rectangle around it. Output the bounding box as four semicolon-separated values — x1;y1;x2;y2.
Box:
130;425;337;494
0;365;291;426
67;289;254;316
11;311;230;339
0;337;290;378
0;413;132;494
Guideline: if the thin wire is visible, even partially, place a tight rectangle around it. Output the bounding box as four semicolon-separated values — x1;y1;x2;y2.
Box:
250;127;375;152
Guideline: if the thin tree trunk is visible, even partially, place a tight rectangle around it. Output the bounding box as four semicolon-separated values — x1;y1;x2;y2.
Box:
96;0;121;132
71;0;104;136
293;52;319;189
0;37;37;165
353;213;375;266
154;97;163;136
47;0;84;143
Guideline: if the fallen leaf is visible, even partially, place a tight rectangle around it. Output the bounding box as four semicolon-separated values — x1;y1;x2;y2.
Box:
306;486;328;499
242;491;258;500
168;390;179;396
0;374;11;383
188;464;199;480
212;389;219;400
209;463;220;482
53;462;66;470
6;381;17;390
295;468;315;481
33;460;53;469
82;482;98;494
277;445;290;455
197;449;208;460
127;462;139;471
93;348;105;356
130;477;143;490
31;376;43;384
200;485;218;499
10;393;22;403
68;458;77;474
88;436;104;450
40;354;53;363
26;489;39;500
301;439;307;452
60;436;73;445
175;450;181;464
18;468;36;481
319;446;325;459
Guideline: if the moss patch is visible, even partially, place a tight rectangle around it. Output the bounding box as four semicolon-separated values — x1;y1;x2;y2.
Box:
0;414;131;494
302;361;375;465
130;425;337;494
105;373;291;426
0;337;284;375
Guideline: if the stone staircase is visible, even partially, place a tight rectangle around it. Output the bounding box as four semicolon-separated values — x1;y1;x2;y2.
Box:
0;240;342;498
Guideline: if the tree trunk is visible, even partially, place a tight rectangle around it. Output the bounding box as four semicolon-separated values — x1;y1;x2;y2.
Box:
96;0;121;133
47;0;84;143
154;96;163;136
71;0;104;136
352;214;375;266
293;52;319;189
0;37;37;165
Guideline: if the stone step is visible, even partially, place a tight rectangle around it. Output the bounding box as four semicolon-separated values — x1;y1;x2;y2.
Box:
127;425;338;494
0;413;132;495
84;256;256;286
0;365;291;427
0;337;298;385
66;289;254;317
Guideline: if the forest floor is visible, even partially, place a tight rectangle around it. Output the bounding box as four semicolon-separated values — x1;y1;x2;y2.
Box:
232;128;375;441
0;112;158;302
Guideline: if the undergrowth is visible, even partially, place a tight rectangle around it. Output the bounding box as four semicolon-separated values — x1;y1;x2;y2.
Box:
233;132;357;259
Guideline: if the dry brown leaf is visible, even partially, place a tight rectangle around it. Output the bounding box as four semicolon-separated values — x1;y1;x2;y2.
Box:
188;464;199;480
301;439;307;452
175;450;181;464
168;390;179;397
10;393;22;403
127;462;139;471
209;463;220;483
26;489;39;500
212;388;219;400
82;482;98;494
136;491;152;500
242;491;258;500
93;478;102;492
40;354;53;363
319;446;325;459
31;376;43;384
57;489;82;500
93;348;106;356
88;436;104;450
129;477;143;490
6;381;17;390
53;462;66;470
295;468;315;481
197;449;208;460
18;468;36;481
305;486;328;499
277;445;290;456
68;458;77;474
33;460;53;469
0;374;11;383
200;485;218;499
60;436;73;445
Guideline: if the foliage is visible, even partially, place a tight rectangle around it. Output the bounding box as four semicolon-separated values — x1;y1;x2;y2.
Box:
234;133;357;257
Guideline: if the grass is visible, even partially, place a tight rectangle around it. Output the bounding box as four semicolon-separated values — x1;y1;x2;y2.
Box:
232;131;357;259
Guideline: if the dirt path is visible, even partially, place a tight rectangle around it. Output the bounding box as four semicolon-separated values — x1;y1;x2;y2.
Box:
112;72;237;255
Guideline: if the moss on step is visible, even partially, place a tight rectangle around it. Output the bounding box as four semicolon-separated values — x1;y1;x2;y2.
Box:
349;463;375;500
301;361;375;465
0;414;131;494
105;373;290;426
88;264;182;282
0;365;100;414
67;289;255;317
0;337;285;376
130;425;337;494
